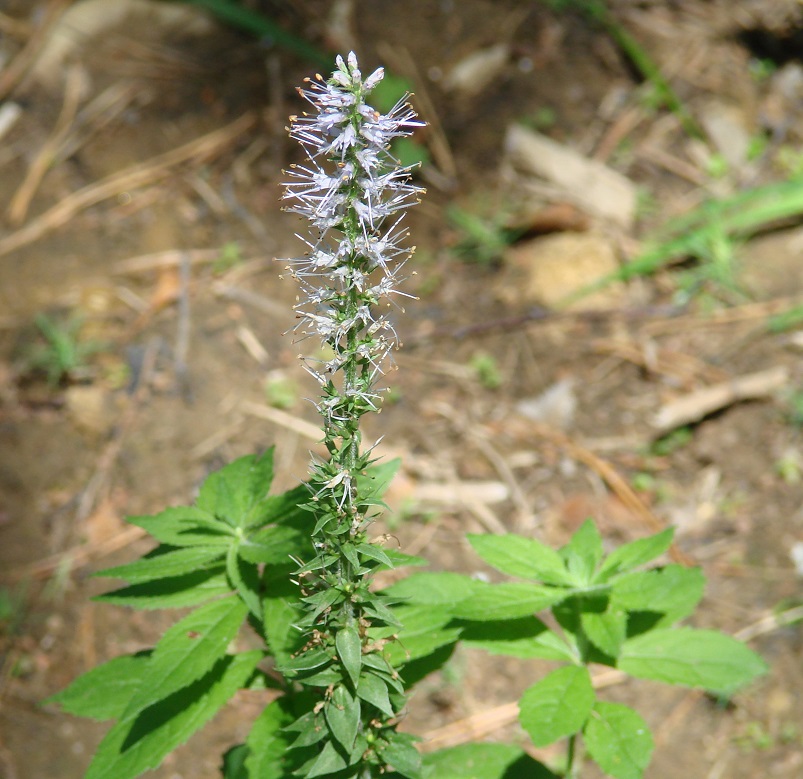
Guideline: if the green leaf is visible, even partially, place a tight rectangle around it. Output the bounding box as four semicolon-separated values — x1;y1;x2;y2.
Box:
584;701;653;779
85;651;261;779
467;534;574;586
382;732;422;779
451;581;567;621
384;571;474;606
244;697;301;779
422;743;557;779
561;520;603;585
127;507;234;547
197;451;275;529
582;606;628;658
598;528;674;579
94;569;231;609
221;744;248;779
97;546;226;584
226;545;262;620
357;670;395;717
336;624;363;687
255;483;311;530
519;665;595;747
302;740;348;778
356;458;400;502
461;617;577;662
619;628;768;695
278;647;332;676
125;597;250;713
612;565;704;624
47;652;150;720
379;605;461;666
325;684;361;751
239;525;308;564
262;566;304;664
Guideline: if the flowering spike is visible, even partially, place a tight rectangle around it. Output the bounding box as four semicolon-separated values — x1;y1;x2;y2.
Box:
281;53;424;776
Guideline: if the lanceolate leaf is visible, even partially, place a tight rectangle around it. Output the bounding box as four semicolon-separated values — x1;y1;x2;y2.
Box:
244;698;301;779
47;652;151;721
357;670;395;717
619;628;768;695
598;528;674;580
381;731;422;779
226;545;262;620
450;581;567;621
127;507;234;547
85;651;261;779
460;617;577;662
336;624;363;687
384;571;476;606
561;520;603;586
125;597;250;713
97;546;225;584
94;569;231;610
324;684;361;751
467;534;574;586
519;665;595;747
583;701;653;779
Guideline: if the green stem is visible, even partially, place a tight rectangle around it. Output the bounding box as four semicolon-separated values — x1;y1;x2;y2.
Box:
566;732;577;778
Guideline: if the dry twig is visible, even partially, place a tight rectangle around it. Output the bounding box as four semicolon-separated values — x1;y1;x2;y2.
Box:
0;112;255;259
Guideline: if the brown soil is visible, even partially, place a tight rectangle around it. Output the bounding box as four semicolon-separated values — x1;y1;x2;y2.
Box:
1;1;802;778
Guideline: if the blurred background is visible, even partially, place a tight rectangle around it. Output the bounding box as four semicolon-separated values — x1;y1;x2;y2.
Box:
1;1;803;776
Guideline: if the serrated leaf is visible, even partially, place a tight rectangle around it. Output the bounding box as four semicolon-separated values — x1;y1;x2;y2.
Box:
47;653;150;720
584;701;653;779
357;671;395;717
244;697;302;778
128;507;234;547
379;605;461;667
467;534;574;586
336;624;362;687
325;684;361;751
239;524;308;564
385;572;474;606
85;651;261;779
582;606;627;658
97;546;225;584
561;520;603;585
226;545;262;620
94;569;231;609
422;743;557;779
451;581;567;621
197;451;275;529
262;567;304;664
125;597;249;714
619;628;768;695
612;565;704;624
382;732;422;779
598;528;674;580
460;617;577;662
519;665;595;747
